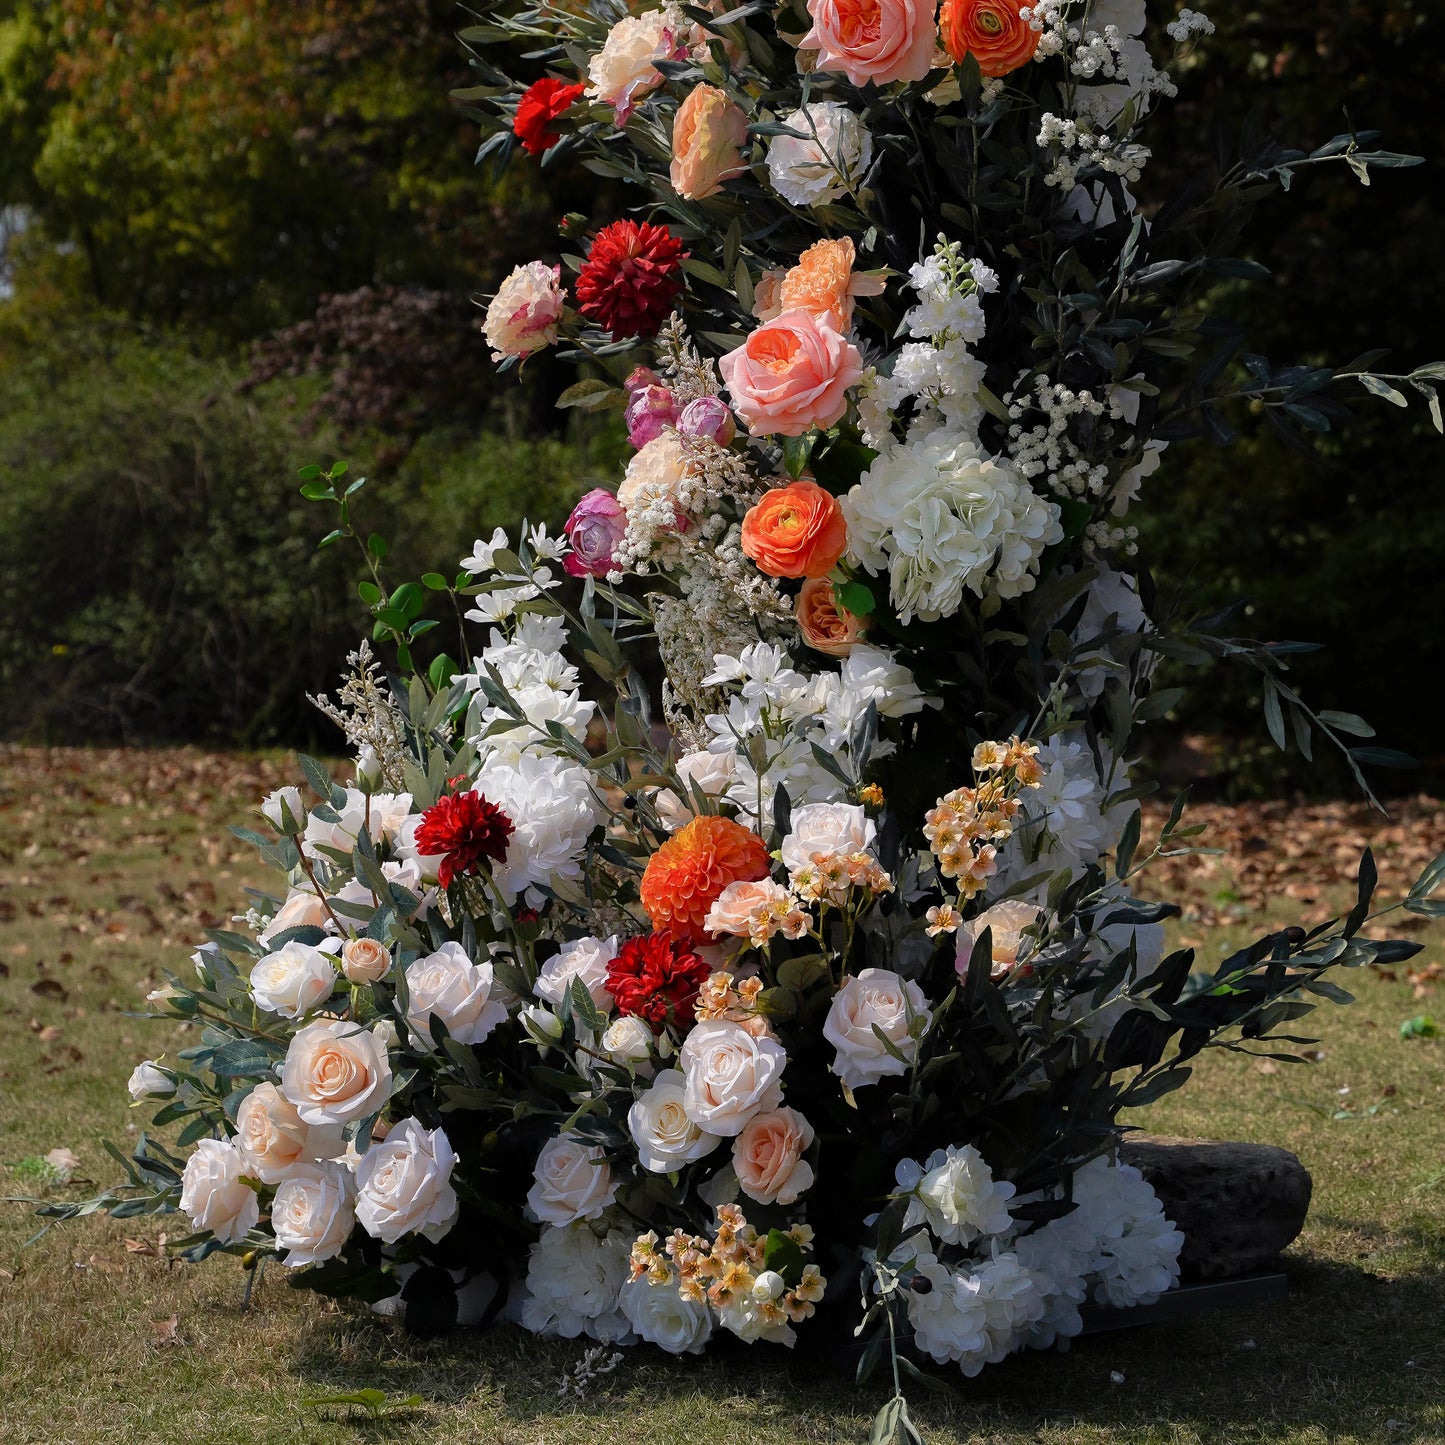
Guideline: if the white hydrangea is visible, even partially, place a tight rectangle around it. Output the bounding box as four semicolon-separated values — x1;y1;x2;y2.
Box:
472;752;605;904
767;103;873;207
1069;565;1152;703
519;1222;636;1343
1072;1157;1184;1308
843;428;1063;623
904;1248;1045;1373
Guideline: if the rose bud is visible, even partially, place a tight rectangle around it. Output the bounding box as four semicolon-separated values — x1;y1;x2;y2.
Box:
625;383;679;449
677;395;737;447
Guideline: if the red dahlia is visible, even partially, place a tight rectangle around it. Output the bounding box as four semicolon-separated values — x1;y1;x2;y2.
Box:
414;790;514;889
574;221;688;340
513;77;586;157
605;931;711;1033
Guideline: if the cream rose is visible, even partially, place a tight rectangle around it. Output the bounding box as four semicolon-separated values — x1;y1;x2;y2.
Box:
654;748;738;828
483;260;565;362
259;785;306;833
619;1275;714;1354
250;940;338;1019
405;941;508;1048
257;887;331;948
179;1138;259;1245
822;967;930;1089
526;1134;620;1225
617;428;691;517
355;1117;459;1244
602;1014;656;1072
799;0;938;87
629;1070;724;1173
766;102;873;208
534;935;619;1014
235;1082;345;1184
780;802;877;876
679;1019;787;1137
732;1106;815;1206
127;1060;175;1101
586;10;679;123
954;900;1043;980
281;1019;392;1127
272;1162;356;1267
341;936;393;984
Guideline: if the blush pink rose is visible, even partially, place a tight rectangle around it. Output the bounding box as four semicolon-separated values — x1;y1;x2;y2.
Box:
733;1106;815;1205
719;309;865;438
799;0;939;88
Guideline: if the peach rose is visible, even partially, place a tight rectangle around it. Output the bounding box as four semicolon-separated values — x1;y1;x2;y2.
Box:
939;0;1041;78
341;936;392;984
670;83;750;200
954;899;1043;980
779;237;886;333
719;308;865;437
796;577;869;656
733;1106;815;1206
281;1019;392;1127
236;1081;345;1184
257;887;329;948
741;479;849;579
799;0;939;88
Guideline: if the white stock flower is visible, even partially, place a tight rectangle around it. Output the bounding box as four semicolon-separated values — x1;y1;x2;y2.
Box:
520;1223;635;1342
619;1275;713;1354
534;935;618;1014
355;1117;459;1244
127;1060;175;1101
179;1138;259;1245
526;1134;620;1225
823;968;930;1090
281;1019;393;1127
235;1081;345;1184
780;802;876;877
405;941;509;1048
461;527;510;576
679;1020;787;1137
904;1144;1017;1247
249;940;338;1019
272;1162;356;1268
628;1069;724;1172
767;103;874;207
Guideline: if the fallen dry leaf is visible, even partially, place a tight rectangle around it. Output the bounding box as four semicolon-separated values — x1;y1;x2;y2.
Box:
30;979;67;1001
150;1314;181;1344
45;1147;80;1175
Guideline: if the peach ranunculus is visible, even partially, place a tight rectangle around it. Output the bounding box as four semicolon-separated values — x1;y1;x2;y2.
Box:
586;10;683;124
719;308;865;437
732;1106;815;1206
954;899;1044;980
741;479;849;580
779;237;886;333
939;0;1041;78
799;0;939;88
796;577;869;655
483;260;565;362
670;83;750;200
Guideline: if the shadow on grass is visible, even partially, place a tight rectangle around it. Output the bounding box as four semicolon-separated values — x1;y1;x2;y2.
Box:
283;1251;1445;1444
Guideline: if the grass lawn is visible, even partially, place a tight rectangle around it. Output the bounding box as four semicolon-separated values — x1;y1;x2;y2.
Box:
1;745;1441;1445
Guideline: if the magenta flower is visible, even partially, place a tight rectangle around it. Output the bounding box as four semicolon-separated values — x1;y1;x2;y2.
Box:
563;488;628;577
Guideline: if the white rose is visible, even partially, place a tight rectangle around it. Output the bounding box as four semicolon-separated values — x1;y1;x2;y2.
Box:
257;887;331;948
272;1162;356;1267
780;802;877;876
526;1134;619;1225
405;941;508;1048
127;1060;175;1101
602;1015;656;1072
260;785;306;833
534;935;618;1014
767;103;873;207
619;1275;713;1355
751;1269;786;1302
250;940;338;1019
628;1070;724;1173
354;1117;459;1244
654;749;738;828
586;10;677;122
179;1138;259;1245
822;967;930;1090
520;1005;565;1048
679;1019;787;1137
281;1019;392;1127
954;900;1044;981
301;788;412;859
1086;0;1146;37
235;1082;345;1184
341;936;392;984
910;1144;1017;1246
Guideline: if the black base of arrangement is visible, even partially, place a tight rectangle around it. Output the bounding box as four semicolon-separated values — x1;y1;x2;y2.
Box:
1079;1270;1290;1336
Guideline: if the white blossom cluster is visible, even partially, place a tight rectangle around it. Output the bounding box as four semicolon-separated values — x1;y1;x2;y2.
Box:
1036;112;1152;191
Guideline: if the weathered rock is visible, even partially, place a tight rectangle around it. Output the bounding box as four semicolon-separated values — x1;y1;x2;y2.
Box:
1120;1134;1313;1281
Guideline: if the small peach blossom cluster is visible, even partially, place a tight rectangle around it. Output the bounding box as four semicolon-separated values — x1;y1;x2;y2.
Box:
694;970;767;1024
923;738;1044;900
704;879;810;947
791;852;896;908
631;1208;826;1338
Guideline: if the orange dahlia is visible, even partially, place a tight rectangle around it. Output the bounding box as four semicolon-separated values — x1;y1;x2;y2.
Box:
640;815;773;945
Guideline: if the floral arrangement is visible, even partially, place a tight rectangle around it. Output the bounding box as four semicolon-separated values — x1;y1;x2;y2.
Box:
62;1;1445;1436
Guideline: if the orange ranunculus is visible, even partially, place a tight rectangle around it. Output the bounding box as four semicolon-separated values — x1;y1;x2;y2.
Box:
640;815;773;945
939;0;1040;78
741;479;849;580
669;83;750;201
795;577;869;656
780;237;886;333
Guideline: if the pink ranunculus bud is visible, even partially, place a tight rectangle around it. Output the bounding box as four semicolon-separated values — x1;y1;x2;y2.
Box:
677;395;737;447
625;383;679;449
563;488;628;577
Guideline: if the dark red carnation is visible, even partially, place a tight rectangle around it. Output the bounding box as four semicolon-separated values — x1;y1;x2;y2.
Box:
574;221;688;340
605;931;711;1033
514;77;586;157
414;790;514;889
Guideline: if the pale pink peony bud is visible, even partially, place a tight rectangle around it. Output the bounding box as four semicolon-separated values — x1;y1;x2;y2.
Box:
677;395;737;447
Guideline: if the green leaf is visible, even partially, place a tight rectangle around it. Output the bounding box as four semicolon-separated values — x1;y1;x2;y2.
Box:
761;1227;806;1286
358;580;383;606
556;378;624;411
782;432;816;479
299;479;332;501
1262;683;1287;751
421;572;450;591
1319;710;1375;738
1114;807;1141;879
836;581;875;617
1343;848;1377;938
1358;373;1409;407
